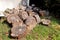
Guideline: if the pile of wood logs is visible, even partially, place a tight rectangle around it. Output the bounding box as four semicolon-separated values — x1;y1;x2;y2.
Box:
4;5;51;39
4;5;40;39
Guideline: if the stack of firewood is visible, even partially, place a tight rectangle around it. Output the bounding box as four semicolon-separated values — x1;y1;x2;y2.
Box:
4;5;41;39
4;5;51;40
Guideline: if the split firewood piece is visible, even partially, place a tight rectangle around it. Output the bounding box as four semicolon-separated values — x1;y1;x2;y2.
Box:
26;6;32;11
4;8;13;14
18;10;28;20
41;19;51;26
3;9;13;17
39;10;49;18
7;14;23;24
25;16;37;30
33;7;40;12
33;14;41;24
12;8;19;15
39;10;45;17
3;12;10;17
11;24;27;38
27;10;36;16
19;5;26;11
12;21;23;28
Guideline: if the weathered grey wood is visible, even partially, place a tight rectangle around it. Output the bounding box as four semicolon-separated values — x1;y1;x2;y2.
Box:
25;16;37;30
41;19;51;26
19;10;28;20
7;14;23;24
12;8;19;15
11;24;27;37
33;14;41;23
4;8;13;14
27;10;36;16
20;0;30;6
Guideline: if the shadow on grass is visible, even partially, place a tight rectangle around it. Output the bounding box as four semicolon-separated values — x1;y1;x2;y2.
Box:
2;20;12;28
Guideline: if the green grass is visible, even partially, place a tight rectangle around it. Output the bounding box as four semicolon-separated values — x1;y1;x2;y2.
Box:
0;17;60;40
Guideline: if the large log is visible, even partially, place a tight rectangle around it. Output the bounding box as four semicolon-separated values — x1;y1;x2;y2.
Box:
11;24;27;37
7;14;23;24
18;10;28;20
25;16;37;30
4;4;42;39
